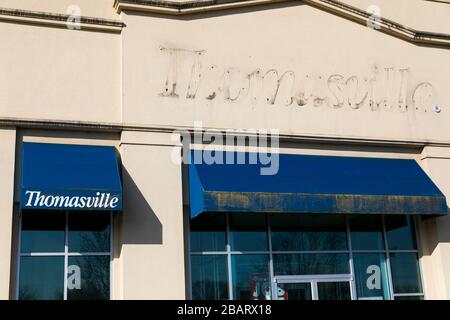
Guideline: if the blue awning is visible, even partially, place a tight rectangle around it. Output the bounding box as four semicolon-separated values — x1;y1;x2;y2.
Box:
21;142;122;211
189;151;448;218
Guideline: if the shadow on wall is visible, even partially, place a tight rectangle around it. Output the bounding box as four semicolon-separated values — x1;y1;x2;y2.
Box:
125;1;305;21
420;212;450;256
117;167;163;253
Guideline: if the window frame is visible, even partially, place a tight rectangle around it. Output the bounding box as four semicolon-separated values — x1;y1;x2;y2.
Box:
15;210;113;300
188;213;425;300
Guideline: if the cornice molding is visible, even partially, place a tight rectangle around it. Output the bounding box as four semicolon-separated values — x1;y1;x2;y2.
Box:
1;117;450;149
304;0;450;47
114;0;288;15
0;7;125;33
115;0;450;47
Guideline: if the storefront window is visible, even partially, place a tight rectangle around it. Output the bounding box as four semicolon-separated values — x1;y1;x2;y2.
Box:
19;256;64;300
190;214;226;252
394;296;424;300
21;211;65;253
229;214;268;252
191;255;228;300
271;214;347;251
273;254;349;275
18;211;111;300
386;216;423;300
189;213;424;300
317;282;351;300
277;283;312;300
68;213;110;252
67;256;110;300
231;255;270;300
385;215;417;250
349;215;385;250
353;253;390;300
389;253;423;295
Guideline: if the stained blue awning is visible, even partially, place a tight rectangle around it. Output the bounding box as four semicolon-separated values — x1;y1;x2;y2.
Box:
21;142;122;211
189;151;448;218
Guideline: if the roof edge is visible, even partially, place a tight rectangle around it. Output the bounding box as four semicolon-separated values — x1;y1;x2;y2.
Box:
114;0;450;47
0;7;125;33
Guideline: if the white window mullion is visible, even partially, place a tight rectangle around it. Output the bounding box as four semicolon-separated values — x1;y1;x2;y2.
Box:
63;211;69;301
346;215;357;300
109;211;113;300
267;214;276;300
382;215;395;300
15;212;23;300
226;213;233;300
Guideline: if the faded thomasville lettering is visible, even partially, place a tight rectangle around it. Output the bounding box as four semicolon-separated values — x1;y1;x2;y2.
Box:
158;47;440;113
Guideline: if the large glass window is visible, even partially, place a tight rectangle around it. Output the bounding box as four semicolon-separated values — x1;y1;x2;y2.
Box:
19;256;64;300
231;255;270;300
21;211;65;253
191;255;228;300
271;214;347;251
68;213;111;253
189;213;424;300
353;253;390;300
276;283;312;300
349;215;384;250
273;254;349;275
389;253;423;295
18;211;111;300
229;214;268;252
385;215;417;250
67;256;110;300
317;282;351;300
190;214;226;252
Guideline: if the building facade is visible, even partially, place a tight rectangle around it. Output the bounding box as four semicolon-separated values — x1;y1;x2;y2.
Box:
1;0;450;300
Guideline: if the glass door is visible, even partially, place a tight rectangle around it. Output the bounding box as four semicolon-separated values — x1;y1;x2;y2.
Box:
276;282;313;300
316;281;351;300
274;275;353;300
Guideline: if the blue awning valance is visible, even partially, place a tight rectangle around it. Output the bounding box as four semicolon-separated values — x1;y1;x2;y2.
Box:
21;142;123;211
189;151;448;218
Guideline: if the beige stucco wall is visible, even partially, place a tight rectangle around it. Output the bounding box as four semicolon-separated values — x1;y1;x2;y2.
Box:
0;127;16;300
419;146;450;299
118;131;186;299
119;2;450;300
0;0;449;300
0;22;121;123
121;3;450;143
342;0;450;34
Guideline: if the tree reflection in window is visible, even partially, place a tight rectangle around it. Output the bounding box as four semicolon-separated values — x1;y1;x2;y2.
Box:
67;256;110;300
271;214;347;251
18;212;111;300
69;212;110;253
273;254;349;275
